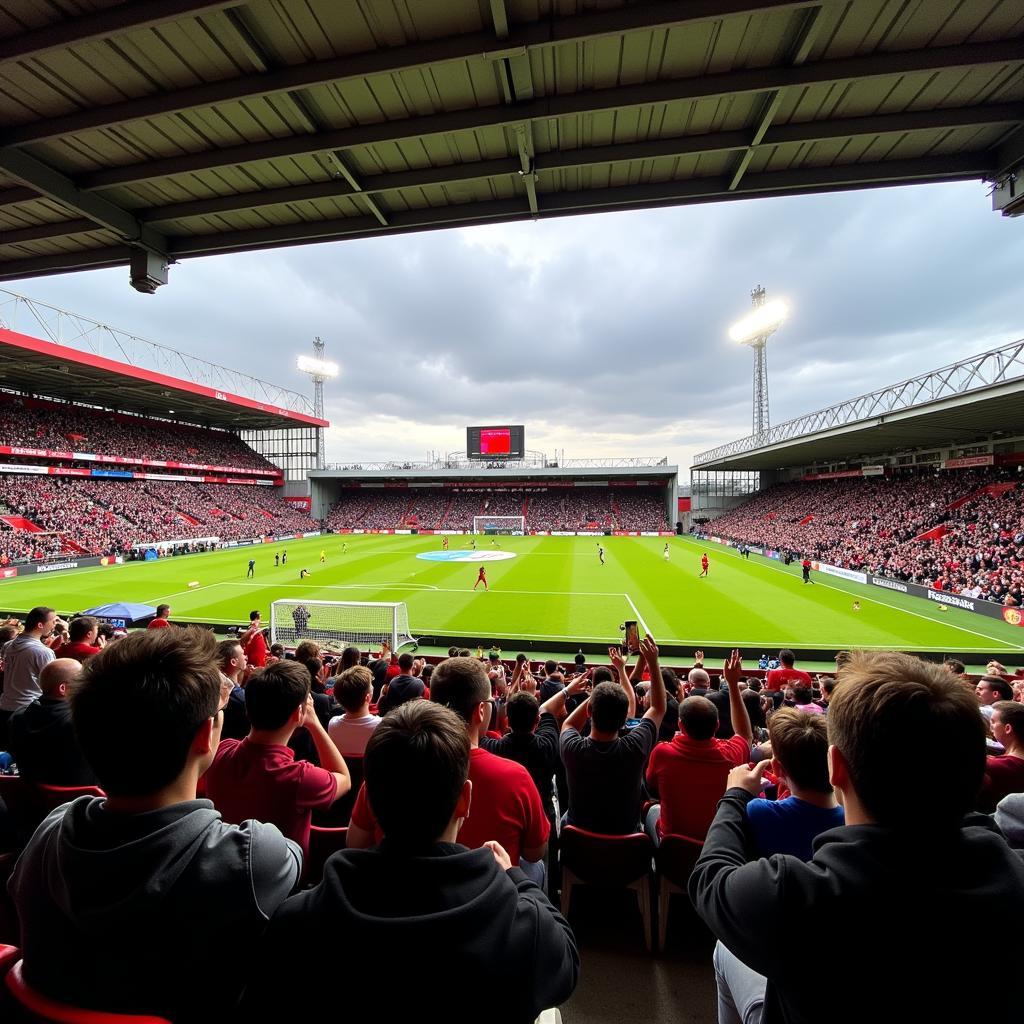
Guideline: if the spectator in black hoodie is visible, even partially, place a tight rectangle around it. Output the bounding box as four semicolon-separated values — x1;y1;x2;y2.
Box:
8;657;97;786
241;700;579;1023
376;651;425;714
689;650;1024;1024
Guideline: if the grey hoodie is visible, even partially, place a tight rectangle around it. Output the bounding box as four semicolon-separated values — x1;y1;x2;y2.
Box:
995;793;1024;859
0;633;54;712
9;796;301;1021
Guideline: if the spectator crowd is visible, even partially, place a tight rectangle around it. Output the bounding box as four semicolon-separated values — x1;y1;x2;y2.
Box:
1;607;1022;1022
710;468;1024;604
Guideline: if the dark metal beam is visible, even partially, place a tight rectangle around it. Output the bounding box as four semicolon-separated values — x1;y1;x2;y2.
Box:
0;186;39;209
1;218;98;246
992;126;1024;175
0;153;989;283
17;102;1022;239
162;153;993;257
72;38;1024;192
1;1;817;146
0;148;169;259
728;4;824;191
0;0;242;64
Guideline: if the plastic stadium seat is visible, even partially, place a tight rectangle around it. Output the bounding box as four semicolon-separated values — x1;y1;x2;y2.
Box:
305;826;349;885
559;826;654;951
35;786;105;816
4;959;172;1023
654;834;704;951
0;943;18;978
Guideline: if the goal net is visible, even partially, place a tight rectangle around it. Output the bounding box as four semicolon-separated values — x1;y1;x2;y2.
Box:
472;515;525;535
270;599;415;652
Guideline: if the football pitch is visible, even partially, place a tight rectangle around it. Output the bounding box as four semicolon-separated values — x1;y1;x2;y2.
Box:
1;534;1021;659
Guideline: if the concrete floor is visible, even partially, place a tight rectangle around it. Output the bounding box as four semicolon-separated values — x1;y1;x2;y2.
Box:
559;887;718;1024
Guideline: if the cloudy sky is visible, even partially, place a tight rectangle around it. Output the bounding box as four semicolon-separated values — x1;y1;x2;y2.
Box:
7;179;1024;473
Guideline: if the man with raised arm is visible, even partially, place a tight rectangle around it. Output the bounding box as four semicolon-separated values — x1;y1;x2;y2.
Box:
645;650;752;843
560;634;665;834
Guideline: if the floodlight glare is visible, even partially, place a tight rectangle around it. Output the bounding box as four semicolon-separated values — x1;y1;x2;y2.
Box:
728;299;789;344
297;354;339;378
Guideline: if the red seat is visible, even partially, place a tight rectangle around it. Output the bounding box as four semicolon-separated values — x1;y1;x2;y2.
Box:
305;826;348;885
559;826;654;951
4;959;172;1023
35;786;104;816
0;943;19;978
654;834;704;950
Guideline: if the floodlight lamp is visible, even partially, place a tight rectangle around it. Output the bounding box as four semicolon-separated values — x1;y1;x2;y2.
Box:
297;355;340;378
728;299;789;344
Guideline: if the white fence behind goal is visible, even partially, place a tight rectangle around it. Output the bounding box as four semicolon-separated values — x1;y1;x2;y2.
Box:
472;515;525;535
270;599;414;651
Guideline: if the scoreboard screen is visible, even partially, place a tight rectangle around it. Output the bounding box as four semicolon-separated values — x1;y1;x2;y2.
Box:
467;425;525;460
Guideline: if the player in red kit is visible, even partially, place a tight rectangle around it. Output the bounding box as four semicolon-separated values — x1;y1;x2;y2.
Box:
474;566;488;591
699;552;709;577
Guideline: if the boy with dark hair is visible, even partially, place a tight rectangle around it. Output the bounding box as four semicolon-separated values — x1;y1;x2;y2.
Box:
691;650;1024;1024
55;615;101;662
204;659;350;858
978;700;1024;811
561;635;665;834
240;701;579;1023
377;650;425;714
765;649;812;694
349;657;549;877
146;604;171;628
744;708;843;860
9;627;300;1022
327;665;381;756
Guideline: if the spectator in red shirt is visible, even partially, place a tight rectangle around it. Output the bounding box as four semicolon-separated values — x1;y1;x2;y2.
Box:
348;656;550;881
645;650;752;843
55;616;102;662
240;611;268;669
147;605;171;629
765;649;813;695
978;701;1024;811
205;659;351;860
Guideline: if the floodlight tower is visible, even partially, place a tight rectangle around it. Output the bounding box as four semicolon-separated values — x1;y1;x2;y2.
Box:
297;337;339;470
728;287;789;437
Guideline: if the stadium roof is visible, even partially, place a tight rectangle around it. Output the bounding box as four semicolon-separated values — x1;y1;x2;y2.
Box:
0;326;327;431
0;287;325;429
0;0;1022;291
692;337;1024;471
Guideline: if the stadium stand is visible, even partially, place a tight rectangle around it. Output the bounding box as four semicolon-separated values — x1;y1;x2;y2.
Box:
325;486;672;533
708;468;1024;604
0;478;315;561
0;396;277;472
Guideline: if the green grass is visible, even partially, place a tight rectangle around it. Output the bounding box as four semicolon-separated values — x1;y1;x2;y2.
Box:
0;534;1021;657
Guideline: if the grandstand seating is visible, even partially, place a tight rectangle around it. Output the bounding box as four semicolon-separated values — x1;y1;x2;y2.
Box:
708;469;1024;604
0;477;316;562
0;396;275;472
326;486;672;533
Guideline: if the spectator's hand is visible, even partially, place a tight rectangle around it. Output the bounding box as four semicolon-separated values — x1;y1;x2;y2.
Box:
723;649;743;687
608;646;626;670
484;840;512;871
728;759;770;795
565;675;589;696
694;649;705;665
299;694;316;726
638;633;658;663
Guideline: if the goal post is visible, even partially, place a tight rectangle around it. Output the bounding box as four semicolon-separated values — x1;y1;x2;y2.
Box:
270;599;414;652
472;515;525;535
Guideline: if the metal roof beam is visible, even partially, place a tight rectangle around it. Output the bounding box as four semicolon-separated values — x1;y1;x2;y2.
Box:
0;148;169;259
70;38;1024;192
152;153;991;260
0;1;818;146
0;0;242;65
11;103;1019;241
728;4;824;190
